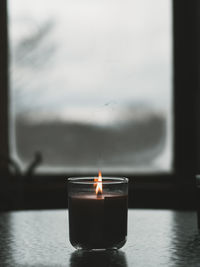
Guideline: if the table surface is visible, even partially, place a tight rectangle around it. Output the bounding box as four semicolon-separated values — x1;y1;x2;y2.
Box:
0;209;200;267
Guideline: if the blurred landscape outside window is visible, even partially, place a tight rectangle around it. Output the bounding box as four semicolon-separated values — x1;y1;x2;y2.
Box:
8;0;172;174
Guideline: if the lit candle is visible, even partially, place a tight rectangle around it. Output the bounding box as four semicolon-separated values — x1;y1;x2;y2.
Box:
68;173;128;250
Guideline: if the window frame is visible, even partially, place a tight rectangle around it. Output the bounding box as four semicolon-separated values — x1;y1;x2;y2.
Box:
0;0;199;210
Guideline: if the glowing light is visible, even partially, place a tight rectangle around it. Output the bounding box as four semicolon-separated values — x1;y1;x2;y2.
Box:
94;171;103;195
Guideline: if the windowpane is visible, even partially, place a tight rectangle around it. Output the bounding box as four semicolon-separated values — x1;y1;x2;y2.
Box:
8;0;172;173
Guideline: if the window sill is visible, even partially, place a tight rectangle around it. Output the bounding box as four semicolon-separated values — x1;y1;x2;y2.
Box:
0;173;196;211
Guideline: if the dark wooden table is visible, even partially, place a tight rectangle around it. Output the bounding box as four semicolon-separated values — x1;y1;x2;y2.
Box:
0;209;200;267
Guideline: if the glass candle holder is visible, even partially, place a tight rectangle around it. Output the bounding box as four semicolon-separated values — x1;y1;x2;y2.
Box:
68;176;129;250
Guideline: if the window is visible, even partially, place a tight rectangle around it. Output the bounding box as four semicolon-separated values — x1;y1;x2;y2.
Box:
0;0;198;209
8;0;172;174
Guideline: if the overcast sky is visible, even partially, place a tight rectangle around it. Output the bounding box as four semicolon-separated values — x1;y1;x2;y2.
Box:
8;0;172;115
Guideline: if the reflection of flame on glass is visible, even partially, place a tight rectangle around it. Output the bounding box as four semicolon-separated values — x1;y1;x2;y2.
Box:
94;171;103;196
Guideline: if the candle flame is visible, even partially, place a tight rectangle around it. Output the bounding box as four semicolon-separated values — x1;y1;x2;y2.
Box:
94;171;103;195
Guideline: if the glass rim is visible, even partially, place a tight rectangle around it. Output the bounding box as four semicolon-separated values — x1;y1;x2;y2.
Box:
68;177;129;185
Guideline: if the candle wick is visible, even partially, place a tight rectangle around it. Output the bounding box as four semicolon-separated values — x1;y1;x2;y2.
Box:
97;192;102;199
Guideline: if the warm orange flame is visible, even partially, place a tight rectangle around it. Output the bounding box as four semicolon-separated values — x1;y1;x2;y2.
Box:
94;171;103;195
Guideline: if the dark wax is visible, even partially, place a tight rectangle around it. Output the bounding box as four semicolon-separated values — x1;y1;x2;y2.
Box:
68;194;128;249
